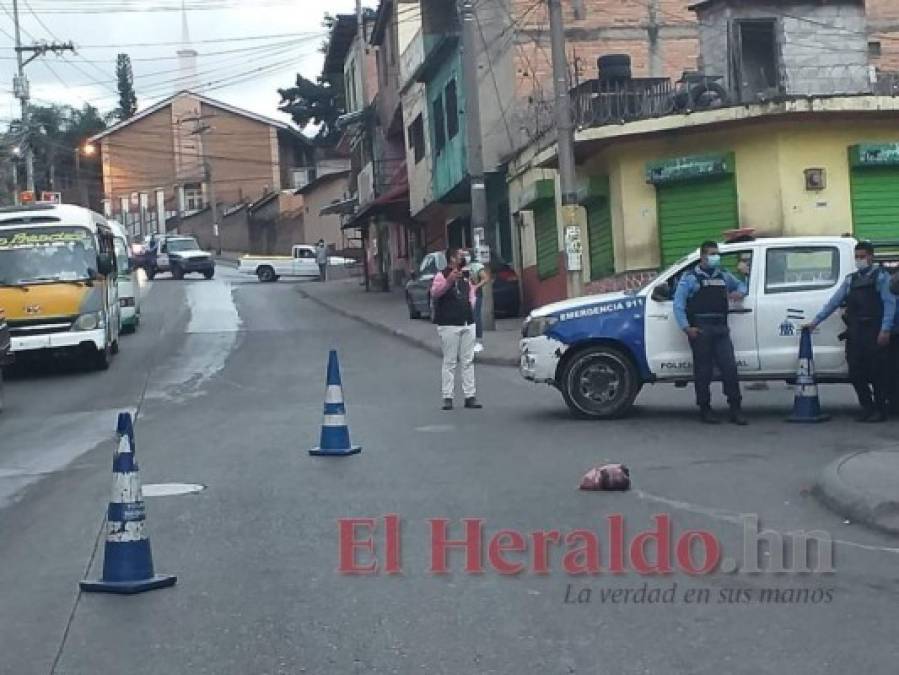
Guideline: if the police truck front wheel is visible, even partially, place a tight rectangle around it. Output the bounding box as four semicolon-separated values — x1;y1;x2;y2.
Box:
559;346;641;419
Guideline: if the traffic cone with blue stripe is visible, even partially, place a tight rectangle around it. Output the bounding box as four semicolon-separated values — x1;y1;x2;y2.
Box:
80;412;177;594
787;328;830;423
309;350;361;457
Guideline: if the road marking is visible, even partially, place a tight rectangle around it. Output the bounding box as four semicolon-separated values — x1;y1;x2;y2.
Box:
143;483;206;497
633;489;899;556
414;424;457;433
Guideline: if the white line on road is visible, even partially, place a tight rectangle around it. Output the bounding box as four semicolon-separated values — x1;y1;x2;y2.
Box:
633;488;899;556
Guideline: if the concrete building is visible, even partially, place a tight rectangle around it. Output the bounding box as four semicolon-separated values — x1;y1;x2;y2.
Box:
506;0;899;312
692;0;870;101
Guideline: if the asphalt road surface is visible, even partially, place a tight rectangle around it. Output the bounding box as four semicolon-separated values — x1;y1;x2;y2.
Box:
2;265;899;675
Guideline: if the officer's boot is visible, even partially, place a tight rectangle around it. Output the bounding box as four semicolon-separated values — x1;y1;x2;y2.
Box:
699;407;721;424
729;404;748;426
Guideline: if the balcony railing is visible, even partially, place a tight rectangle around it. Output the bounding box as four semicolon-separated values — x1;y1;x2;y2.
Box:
573;78;675;129
874;71;899;96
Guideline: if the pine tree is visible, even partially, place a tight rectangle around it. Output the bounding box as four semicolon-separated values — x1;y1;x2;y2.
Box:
115;53;138;120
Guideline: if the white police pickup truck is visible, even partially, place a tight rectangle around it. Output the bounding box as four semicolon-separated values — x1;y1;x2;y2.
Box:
520;236;871;418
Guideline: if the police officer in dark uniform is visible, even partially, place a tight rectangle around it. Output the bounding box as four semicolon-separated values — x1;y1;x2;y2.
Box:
807;241;896;422
890;268;899;415
674;241;749;425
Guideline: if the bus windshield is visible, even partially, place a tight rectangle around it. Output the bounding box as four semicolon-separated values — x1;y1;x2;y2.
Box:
0;226;98;285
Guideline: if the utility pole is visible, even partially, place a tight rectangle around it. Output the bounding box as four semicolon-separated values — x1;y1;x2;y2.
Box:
11;0;74;195
548;0;585;298
205;161;220;255
186;116;221;254
356;0;373;292
460;0;495;331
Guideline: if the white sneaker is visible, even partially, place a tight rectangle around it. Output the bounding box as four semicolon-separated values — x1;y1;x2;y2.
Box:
474;342;484;354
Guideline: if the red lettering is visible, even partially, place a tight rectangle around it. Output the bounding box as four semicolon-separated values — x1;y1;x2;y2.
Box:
384;513;402;575
562;529;601;575
429;518;484;574
338;517;378;575
608;514;625;574
630;514;673;575
676;531;721;575
530;530;562;574
488;530;527;575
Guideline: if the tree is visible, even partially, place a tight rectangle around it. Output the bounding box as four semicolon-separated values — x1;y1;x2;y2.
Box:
115;53;138;120
277;74;344;143
276;12;356;144
5;103;107;200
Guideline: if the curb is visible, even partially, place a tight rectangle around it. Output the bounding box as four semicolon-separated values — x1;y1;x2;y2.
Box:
297;288;519;368
812;451;899;535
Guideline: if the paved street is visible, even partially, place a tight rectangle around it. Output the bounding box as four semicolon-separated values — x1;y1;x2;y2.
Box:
3;266;899;675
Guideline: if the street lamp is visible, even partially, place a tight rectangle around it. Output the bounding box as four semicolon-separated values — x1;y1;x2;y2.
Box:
74;143;95;207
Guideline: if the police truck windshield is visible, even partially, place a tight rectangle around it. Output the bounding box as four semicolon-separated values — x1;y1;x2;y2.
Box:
0;226;97;285
167;238;200;253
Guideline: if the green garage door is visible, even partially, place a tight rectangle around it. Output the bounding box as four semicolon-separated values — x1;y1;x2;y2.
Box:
534;202;559;279
657;176;739;266
850;166;899;242
586;197;614;280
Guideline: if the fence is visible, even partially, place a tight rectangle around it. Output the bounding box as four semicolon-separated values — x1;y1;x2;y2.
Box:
573;78;674;128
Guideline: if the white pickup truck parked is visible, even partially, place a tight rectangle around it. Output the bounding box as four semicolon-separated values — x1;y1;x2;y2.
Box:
520;236;895;419
238;245;356;282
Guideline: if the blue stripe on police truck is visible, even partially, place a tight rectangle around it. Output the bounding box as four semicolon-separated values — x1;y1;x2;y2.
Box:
546;296;651;379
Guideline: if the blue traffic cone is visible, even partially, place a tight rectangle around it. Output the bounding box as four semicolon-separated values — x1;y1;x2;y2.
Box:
787;328;830;423
309;350;361;457
80;413;177;594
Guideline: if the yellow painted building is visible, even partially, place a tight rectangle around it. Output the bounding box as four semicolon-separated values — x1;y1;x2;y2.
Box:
509;96;899;308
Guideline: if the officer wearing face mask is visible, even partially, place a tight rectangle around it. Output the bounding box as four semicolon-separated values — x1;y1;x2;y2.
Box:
674;240;749;425
806;241;896;423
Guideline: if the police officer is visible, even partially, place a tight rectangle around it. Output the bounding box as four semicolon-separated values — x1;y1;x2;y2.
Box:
807;241;896;423
674;241;749;425
888;267;899;415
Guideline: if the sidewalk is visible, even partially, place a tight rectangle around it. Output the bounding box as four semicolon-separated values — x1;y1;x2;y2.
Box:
814;448;899;534
297;277;522;366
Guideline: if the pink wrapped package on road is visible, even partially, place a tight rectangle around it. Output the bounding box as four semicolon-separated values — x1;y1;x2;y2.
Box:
579;464;631;491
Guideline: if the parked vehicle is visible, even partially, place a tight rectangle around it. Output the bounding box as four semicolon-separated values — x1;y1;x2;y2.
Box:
0;204;121;370
521;236;876;419
147;235;214;280
110;221;141;333
0;308;11;412
130;236;152;271
405;251;521;320
238;245;356;282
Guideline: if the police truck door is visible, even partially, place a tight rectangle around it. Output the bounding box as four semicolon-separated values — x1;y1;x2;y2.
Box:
755;244;847;375
644;248;761;379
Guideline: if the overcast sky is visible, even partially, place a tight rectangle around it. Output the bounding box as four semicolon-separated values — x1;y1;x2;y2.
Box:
1;0;377;127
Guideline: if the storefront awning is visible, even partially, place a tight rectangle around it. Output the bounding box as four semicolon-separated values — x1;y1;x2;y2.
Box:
320;196;358;217
341;183;410;230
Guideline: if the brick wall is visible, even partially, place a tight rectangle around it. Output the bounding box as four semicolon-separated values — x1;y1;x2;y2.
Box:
584;268;659;295
868;0;899;71
179;203;250;253
200;103;279;206
102;107;175;205
502;0;699;146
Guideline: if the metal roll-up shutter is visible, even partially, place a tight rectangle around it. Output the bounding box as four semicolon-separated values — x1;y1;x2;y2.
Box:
534;202;559;279
657;176;739;266
586;197;614;280
850;166;899;242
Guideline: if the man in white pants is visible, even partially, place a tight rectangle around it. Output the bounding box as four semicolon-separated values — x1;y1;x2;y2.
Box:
431;247;483;411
